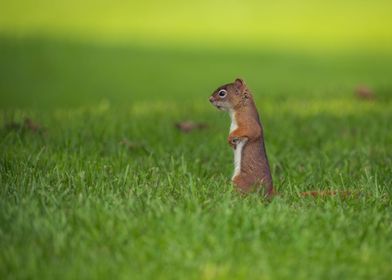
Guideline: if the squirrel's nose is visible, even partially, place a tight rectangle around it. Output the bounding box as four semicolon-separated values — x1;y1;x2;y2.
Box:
209;96;214;103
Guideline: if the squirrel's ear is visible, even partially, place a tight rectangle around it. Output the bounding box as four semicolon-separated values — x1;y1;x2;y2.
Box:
234;78;246;91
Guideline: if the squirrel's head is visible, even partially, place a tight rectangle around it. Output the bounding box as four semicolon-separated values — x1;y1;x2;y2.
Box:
209;78;249;111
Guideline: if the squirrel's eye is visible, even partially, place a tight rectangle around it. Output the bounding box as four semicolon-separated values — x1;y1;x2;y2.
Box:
218;89;227;98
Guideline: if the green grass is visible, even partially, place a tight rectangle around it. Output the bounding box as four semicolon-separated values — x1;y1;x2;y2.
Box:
1;36;392;279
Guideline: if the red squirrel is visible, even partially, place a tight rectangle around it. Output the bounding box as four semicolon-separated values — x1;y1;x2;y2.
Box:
209;78;353;198
209;78;274;197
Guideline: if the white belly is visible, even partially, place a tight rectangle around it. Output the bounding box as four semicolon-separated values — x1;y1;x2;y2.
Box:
229;110;237;133
229;110;245;179
233;139;247;179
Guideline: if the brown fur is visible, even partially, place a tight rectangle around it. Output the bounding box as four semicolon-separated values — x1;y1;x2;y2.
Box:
209;78;274;197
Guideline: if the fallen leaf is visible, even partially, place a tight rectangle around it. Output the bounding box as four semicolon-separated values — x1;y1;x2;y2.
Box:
175;121;208;133
24;118;45;133
4;118;46;135
355;85;375;101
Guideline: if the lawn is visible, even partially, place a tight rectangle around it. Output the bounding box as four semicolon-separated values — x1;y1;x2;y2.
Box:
1;0;392;278
1;36;392;279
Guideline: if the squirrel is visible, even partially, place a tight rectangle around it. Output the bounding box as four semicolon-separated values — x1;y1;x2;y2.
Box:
209;78;355;199
209;78;274;197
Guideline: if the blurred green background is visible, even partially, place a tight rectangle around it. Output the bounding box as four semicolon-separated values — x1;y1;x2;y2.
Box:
1;1;392;279
1;0;392;51
1;0;392;110
1;0;392;109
